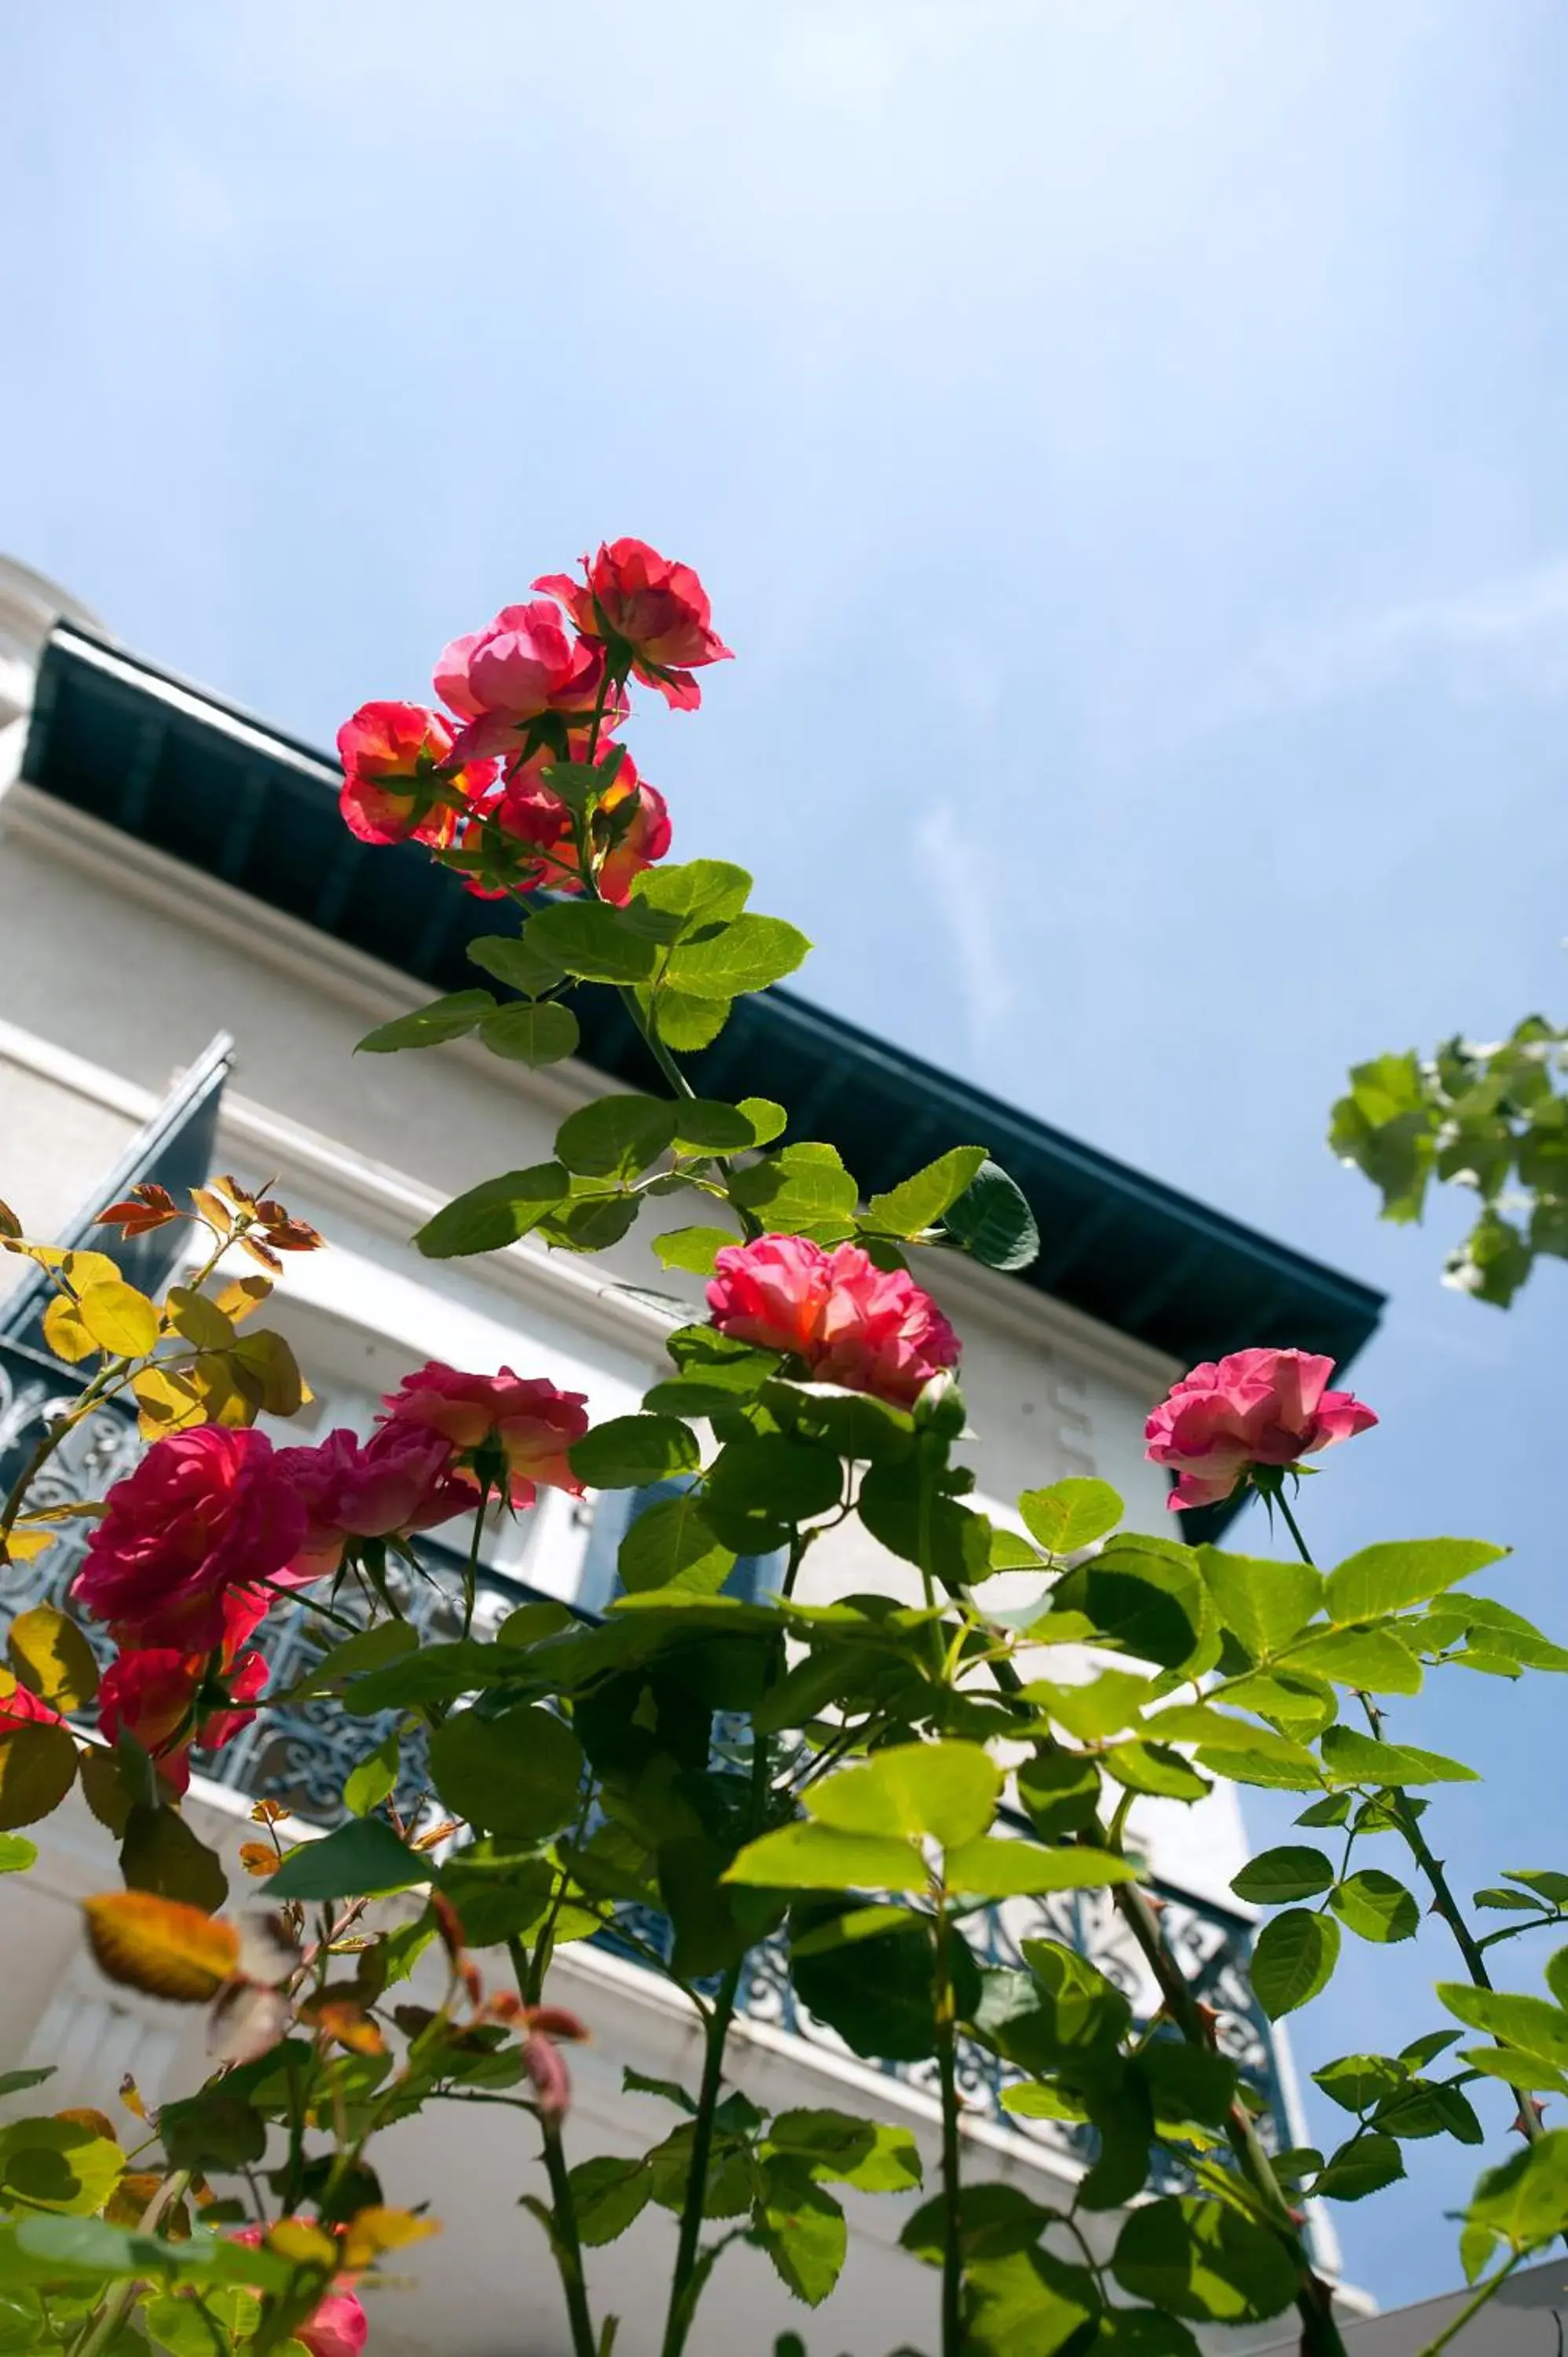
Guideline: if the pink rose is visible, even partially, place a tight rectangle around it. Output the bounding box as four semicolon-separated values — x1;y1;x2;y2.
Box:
335;701;495;849
377;1364;590;1507
230;2231;367;2357
97;1607;268;1797
477;745;672;907
434;600;605;762
1144;1347;1378;1512
72;1428;308;1651
273;1424;476;1581
535;538;732;710
706;1235;961;1409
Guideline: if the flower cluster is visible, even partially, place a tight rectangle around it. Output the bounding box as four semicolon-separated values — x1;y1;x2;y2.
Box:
336;537;725;907
706;1233;961;1409
68;1363;587;1793
1144;1345;1377;1510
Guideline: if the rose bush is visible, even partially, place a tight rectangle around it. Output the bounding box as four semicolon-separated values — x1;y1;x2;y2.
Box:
1;535;1564;2357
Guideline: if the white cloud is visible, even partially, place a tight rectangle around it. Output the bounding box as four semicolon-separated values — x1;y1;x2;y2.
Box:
1211;557;1568;720
913;803;1015;1050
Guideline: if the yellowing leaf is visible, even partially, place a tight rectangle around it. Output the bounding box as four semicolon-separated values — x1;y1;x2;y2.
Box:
41;1294;97;1364
130;1365;210;1435
82;1892;240;2000
191;1186;236;1237
340;2205;439;2271
164;1285;236;1351
212;1274;273;1325
229;1329;310;1417
266;2220;338;2270
76;1280;159;1357
0;1722;79;1827
59;1249;123;1292
8;1605;99;1710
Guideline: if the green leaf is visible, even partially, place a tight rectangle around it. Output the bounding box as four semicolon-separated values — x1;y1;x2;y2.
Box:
341;1637;517;1714
1324;1538;1505;1623
1015;1750;1104;1838
1020;1667;1152;1743
1102;1743;1211;1804
730;1142;859;1234
266;1817;428;1902
1229;1846;1335;1904
864;1147;990;1237
479;1000;581;1066
965;2247;1101;2355
900;2182;1057;2265
653;1226;738;1277
1051;1538;1210;1673
429;1705;584;1841
158;2091;267;2171
1134;2040;1239;2128
1017;1479;1124;1556
415;1161;570;1257
526;900;661;983
755;2165;847;2306
618;1494;736;1596
356;990;496;1053
1197;1549;1322;1660
467;933;567;996
1313;2054;1409;2113
857;1463;991;1588
1321;1725;1478;1786
805;1743;1001;1848
119;1804;227;1911
343;1731;400;1820
274;1616;417;1702
0;1722;79;1828
764;2110;921;2193
568;2154;653;2247
943;1840;1136;1897
1093;2314;1202;2356
1330;1869;1420;1944
940;1157;1039;1272
1312;2132;1404;2201
789;1901;971;2063
672;1100;767;1153
1288;1626;1423;1695
706;1435;841;1535
0;1833;37;1874
650;989;731;1051
726;1821;925;1892
1464;2129;1568;2249
1435;1984;1568;2066
1250;1908;1341;2018
556;1094;677;1179
570;1415;702;1490
1111;2198;1296;2323
1142;1705;1317;1772
664;913;811;999
0;2117;125;2217
632;858;753;929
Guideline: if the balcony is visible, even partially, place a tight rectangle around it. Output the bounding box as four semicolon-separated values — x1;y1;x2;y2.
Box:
0;1337;1292;2184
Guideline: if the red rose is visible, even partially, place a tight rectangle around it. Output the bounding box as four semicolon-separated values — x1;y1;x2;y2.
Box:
474;746;672;907
272;1424;476;1581
536;538;732;710
336;701;494;849
707;1234;961;1409
1144;1347;1377;1511
72;1428;308;1651
97;1601;268;1797
376;1364;589;1507
434;601;605;763
230;2231;367;2357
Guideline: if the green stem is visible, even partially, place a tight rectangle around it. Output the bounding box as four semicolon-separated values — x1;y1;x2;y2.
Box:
660;1726;773;2357
932;1897;965;2357
659;1960;743;2357
1418;2249;1526;2355
507;1935;598;2357
0;1358;125;1538
68;2171;191;2356
1272;1497;1543;2144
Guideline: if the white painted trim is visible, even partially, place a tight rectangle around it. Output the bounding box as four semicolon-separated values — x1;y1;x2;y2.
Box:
0;1013;159;1123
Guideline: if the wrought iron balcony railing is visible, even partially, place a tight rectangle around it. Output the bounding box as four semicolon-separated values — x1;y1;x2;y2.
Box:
0;1340;1291;2181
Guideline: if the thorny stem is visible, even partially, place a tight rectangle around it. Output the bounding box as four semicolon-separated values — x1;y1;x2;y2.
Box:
932;1893;965;2357
68;2171;192;2357
1271;1495;1544;2146
0;1358;126;1538
507;1934;599;2357
658;1723;774;2357
1417;2249;1526;2356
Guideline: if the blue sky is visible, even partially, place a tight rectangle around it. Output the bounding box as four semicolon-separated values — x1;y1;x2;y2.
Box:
5;0;1568;2310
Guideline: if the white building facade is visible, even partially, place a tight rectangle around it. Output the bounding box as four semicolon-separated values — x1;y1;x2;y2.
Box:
0;562;1380;2354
